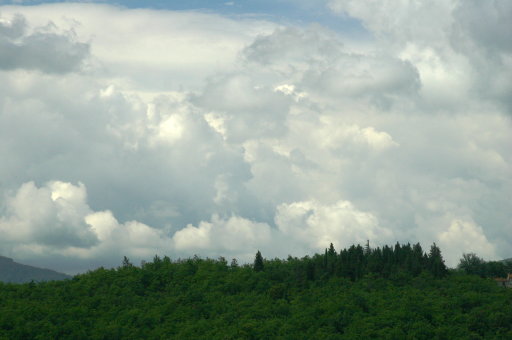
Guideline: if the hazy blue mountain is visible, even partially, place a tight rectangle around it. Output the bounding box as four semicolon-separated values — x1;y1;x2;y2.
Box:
0;255;71;283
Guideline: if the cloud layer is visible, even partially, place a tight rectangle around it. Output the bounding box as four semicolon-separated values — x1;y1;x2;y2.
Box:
0;13;89;72
0;2;510;272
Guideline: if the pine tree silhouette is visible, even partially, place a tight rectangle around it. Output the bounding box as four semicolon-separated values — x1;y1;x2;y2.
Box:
254;250;264;272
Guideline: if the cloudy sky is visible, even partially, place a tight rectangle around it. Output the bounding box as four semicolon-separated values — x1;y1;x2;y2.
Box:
0;0;510;274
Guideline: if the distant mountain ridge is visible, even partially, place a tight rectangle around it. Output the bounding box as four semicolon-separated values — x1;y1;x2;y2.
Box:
0;255;71;283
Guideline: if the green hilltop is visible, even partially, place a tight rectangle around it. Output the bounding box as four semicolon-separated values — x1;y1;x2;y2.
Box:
0;243;511;339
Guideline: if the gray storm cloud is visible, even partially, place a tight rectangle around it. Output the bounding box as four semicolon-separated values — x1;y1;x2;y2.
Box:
0;13;89;73
0;3;510;273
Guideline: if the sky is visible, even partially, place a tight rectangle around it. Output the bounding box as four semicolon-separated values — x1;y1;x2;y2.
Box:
0;0;510;274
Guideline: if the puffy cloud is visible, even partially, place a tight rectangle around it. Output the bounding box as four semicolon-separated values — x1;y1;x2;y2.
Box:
242;26;420;110
450;0;512;110
0;13;89;73
0;3;277;92
0;12;26;38
82;211;171;259
312;121;399;152
0;66;253;232
438;219;499;267
0;181;97;248
192;73;293;142
0;3;510;274
0;181;174;273
0;181;392;269
242;26;345;76
173;215;275;259
327;0;512;111
172;200;392;261
327;0;454;46
451;0;512;55
275;200;393;251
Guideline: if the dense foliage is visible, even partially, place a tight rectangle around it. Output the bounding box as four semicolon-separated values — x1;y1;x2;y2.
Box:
457;253;512;278
0;243;511;339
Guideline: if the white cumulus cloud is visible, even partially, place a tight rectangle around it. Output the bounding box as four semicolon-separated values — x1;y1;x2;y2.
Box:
438;219;499;267
0;2;510;273
275;200;393;251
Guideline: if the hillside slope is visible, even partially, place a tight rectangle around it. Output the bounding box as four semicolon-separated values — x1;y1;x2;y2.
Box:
0;255;70;283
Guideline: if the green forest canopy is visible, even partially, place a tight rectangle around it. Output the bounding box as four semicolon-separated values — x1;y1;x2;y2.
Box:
0;242;511;339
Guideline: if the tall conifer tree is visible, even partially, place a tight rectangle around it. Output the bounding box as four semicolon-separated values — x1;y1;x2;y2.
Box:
254;250;264;272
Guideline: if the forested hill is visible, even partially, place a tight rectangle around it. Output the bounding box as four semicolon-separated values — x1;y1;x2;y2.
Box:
0;243;511;339
0;255;70;283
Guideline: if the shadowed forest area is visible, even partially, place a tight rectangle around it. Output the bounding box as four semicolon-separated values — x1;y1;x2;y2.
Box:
0;242;511;339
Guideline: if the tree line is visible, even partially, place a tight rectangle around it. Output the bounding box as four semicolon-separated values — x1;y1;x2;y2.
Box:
0;242;510;339
457;253;512;278
252;242;448;284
